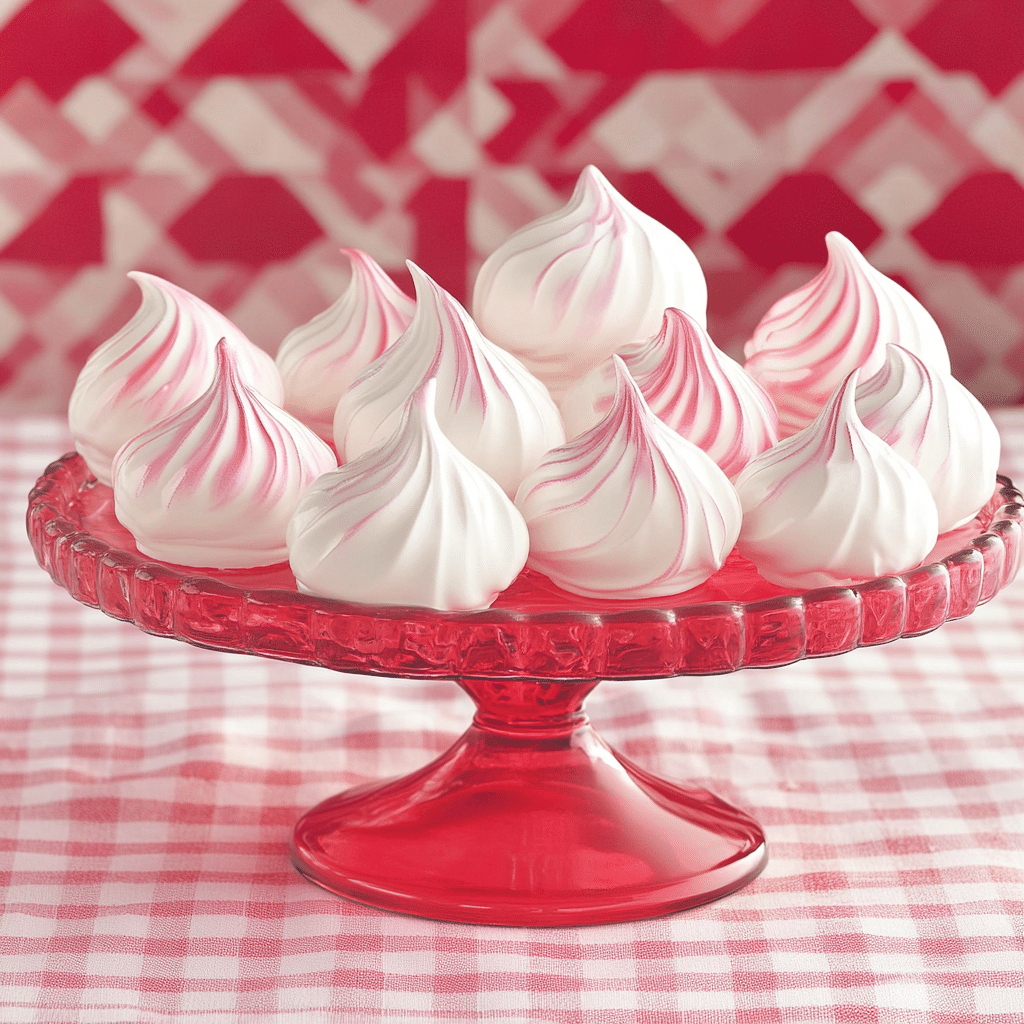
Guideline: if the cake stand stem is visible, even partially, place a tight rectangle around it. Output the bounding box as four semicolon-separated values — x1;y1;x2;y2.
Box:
291;677;767;926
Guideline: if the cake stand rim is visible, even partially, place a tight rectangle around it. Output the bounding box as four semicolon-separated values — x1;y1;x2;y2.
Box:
26;452;1024;681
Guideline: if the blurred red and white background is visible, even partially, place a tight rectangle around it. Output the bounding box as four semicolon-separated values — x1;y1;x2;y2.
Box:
2;0;1024;412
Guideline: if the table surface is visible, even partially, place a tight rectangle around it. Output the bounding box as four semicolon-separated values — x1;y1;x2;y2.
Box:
2;413;1023;1024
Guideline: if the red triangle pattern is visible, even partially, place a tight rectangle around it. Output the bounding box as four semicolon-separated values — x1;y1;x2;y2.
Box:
181;0;347;75
1;178;104;265
907;0;1024;95
912;173;1024;264
547;0;877;73
727;174;882;270
408;178;468;300
0;0;138;100
168;177;324;264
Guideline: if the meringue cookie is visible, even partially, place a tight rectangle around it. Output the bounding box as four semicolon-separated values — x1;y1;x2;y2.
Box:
275;249;414;442
472;165;707;399
113;340;335;569
334;261;565;498
515;356;741;600
735;370;939;589
69;272;283;485
560;308;779;478
743;232;951;437
289;379;529;610
856;344;1000;532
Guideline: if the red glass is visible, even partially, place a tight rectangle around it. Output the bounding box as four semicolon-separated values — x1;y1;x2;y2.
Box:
26;455;1024;926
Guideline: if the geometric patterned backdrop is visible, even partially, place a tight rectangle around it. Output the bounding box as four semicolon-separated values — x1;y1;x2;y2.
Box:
3;0;1024;412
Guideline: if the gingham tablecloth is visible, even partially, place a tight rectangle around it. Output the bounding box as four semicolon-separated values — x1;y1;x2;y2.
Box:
2;413;1023;1024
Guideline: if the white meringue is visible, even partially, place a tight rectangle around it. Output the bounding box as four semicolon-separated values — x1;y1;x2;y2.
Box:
734;370;939;589
113;340;335;569
334;261;565;498
856;344;1000;533
514;356;741;600
289;379;530;611
69;272;283;486
472;165;707;400
275;248;414;442
560;308;779;479
743;232;951;437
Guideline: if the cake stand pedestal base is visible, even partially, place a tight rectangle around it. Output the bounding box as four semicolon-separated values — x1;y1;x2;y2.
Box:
291;678;767;926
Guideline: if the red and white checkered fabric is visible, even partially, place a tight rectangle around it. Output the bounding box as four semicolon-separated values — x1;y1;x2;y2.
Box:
2;412;1023;1023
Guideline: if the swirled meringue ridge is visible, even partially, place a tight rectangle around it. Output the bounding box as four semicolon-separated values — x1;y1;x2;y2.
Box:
735;370;939;588
743;232;950;437
69;272;283;485
334;261;565;498
515;356;741;600
560;308;778;478
112;340;335;569
276;249;414;441
855;344;1000;532
472;165;707;399
289;379;530;610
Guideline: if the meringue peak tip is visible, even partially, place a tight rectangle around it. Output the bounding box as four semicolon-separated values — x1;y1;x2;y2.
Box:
405;261;473;321
824;231;864;262
876;342;930;388
662;306;704;338
405;259;441;296
609;354;650;412
340;247;370;270
126;269;167;289
834;368;864;420
213;336;233;366
575;164;616;199
886;341;925;367
212;337;249;383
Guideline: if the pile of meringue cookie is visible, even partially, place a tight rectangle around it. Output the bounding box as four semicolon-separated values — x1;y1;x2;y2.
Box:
67;166;1001;612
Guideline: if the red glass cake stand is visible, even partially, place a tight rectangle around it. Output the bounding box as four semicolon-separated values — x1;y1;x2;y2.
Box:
27;454;1024;926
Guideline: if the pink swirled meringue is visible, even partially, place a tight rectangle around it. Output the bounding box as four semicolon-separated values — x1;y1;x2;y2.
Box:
734;370;939;589
69;272;283;486
289;379;529;610
113;340;335;569
743;232;951;438
472;165;707;400
514;356;741;600
333;261;565;498
856;344;1000;533
275;249;414;442
560;308;778;479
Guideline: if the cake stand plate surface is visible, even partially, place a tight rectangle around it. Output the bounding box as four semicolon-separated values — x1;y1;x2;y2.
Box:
27;455;1024;925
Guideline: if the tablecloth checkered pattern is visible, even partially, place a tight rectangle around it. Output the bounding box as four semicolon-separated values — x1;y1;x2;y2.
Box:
2;413;1023;1024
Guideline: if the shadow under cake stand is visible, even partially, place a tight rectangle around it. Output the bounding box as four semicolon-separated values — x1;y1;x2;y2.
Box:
27;454;1024;926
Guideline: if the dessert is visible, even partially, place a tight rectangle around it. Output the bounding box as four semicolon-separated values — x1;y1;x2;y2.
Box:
743;232;951;437
275;248;415;442
69;272;283;486
856;344;1001;532
334;261;565;499
734;370;939;589
514;357;742;599
289;379;529;610
472;165;707;400
559;308;778;479
66;161;1002;610
113;340;336;569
